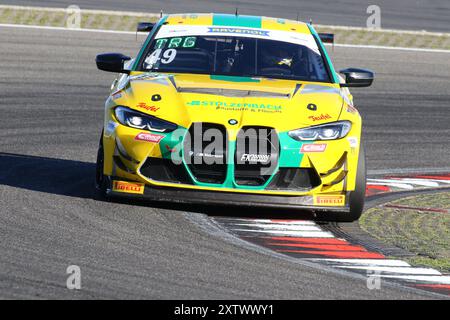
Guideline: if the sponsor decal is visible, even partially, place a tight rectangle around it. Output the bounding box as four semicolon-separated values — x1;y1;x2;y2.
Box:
187;100;282;113
135;132;164;143
300;144;327;153
190;151;224;159
207;27;270;37
314;195;345;206
241;153;270;163
155;25;320;52
308;114;332;122
154;37;197;49
112;181;145;194
136;102;160;112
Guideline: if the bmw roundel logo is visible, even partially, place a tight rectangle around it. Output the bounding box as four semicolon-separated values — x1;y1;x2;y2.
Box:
228;119;238;125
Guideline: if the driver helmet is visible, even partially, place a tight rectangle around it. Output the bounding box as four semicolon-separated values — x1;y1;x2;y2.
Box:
260;44;293;68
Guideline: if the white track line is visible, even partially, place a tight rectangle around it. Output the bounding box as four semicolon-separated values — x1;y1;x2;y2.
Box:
335;265;442;275
314;23;450;37
325;43;450;54
311;259;411;267
0;23;138;35
366;181;414;189
426;179;450;184
383;178;440;187
0;23;449;54
232;223;322;231
0;5;161;17
232;219;316;225
231;228;335;238
378;275;450;284
368;167;450;175
368;178;440;187
2;5;447;38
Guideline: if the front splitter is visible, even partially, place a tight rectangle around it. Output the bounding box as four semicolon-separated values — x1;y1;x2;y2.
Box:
105;176;350;213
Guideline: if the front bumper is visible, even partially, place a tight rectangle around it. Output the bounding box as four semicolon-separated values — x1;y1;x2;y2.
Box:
105;176;350;213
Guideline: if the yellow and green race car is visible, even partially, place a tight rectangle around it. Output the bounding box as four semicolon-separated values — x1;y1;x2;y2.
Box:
95;13;374;222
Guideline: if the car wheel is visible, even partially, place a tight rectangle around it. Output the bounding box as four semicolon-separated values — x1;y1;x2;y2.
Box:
337;144;366;222
317;143;366;223
94;131;108;199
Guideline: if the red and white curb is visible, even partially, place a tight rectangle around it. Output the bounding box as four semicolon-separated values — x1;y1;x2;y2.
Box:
366;173;450;196
214;173;450;296
216;218;450;296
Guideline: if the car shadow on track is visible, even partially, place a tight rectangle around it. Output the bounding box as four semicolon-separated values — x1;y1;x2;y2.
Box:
0;152;95;200
0;152;318;221
118;196;318;221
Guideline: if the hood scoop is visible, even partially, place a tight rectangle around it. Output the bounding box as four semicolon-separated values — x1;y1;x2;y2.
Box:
177;87;291;99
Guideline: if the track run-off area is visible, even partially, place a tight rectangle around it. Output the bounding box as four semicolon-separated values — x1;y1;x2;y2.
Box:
0;25;449;299
214;173;450;296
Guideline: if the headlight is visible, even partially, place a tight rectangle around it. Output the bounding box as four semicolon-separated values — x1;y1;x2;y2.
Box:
288;121;351;141
114;106;177;132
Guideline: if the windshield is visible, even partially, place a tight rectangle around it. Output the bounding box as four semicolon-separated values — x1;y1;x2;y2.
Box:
138;28;330;82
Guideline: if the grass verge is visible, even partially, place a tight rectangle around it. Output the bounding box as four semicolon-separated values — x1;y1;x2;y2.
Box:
360;192;450;273
1;5;450;50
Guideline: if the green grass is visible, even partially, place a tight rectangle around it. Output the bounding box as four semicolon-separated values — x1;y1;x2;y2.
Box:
360;192;450;273
0;8;159;30
406;256;450;272
392;192;450;210
314;27;450;50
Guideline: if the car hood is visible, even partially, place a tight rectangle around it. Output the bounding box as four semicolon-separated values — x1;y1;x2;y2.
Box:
116;72;345;133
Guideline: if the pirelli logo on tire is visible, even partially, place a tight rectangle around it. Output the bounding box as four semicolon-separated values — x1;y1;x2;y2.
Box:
314;195;345;206
112;180;145;194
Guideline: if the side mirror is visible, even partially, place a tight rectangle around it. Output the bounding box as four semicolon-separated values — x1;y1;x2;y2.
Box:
339;68;374;87
96;53;131;74
137;22;154;32
318;33;334;44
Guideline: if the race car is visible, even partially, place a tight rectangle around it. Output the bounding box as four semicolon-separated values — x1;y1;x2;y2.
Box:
95;13;374;222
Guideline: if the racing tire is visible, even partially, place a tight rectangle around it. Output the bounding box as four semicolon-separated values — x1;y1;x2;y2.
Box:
338;144;366;222
94;131;108;200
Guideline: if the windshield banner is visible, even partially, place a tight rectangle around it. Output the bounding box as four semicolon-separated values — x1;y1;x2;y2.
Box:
155;25;320;54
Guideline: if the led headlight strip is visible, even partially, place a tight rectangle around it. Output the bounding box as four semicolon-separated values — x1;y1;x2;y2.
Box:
289;121;351;141
114;106;177;133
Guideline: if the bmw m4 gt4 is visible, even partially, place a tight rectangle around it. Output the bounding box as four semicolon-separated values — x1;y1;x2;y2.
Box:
95;13;374;222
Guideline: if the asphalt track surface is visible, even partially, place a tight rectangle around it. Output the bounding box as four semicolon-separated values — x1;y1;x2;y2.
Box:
2;0;450;32
0;26;449;299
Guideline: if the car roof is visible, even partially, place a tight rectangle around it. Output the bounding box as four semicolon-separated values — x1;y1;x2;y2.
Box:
164;13;312;35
